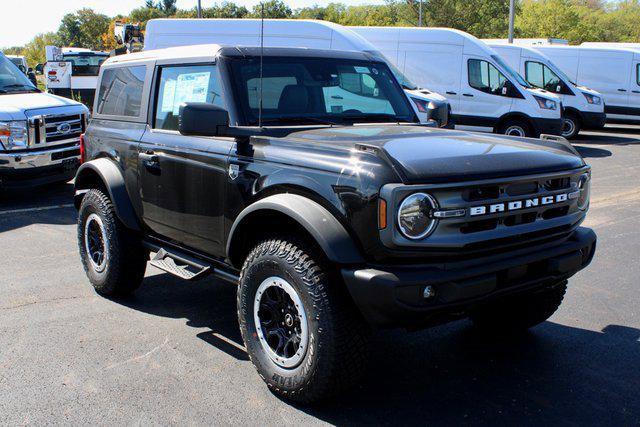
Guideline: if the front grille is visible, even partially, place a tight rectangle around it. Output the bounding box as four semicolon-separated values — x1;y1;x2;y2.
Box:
30;113;85;147
380;168;589;259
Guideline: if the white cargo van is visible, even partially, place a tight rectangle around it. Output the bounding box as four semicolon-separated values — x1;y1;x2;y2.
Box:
489;43;605;138
351;27;563;137
533;45;640;124
143;18;451;127
44;47;109;108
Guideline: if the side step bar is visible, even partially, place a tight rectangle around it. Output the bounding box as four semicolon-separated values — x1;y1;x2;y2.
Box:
144;242;239;284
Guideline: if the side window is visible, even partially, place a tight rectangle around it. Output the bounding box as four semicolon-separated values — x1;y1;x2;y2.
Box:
526;61;562;93
637;63;640;86
154;64;224;131
97;66;146;117
247;76;297;110
468;59;508;96
323;65;393;114
525;61;544;88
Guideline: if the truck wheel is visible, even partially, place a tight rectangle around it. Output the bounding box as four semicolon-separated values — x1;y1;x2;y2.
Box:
561;113;582;139
499;119;532;138
470;281;567;333
237;238;369;404
77;188;147;296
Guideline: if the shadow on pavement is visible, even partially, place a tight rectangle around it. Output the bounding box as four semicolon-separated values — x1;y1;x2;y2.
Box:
0;182;77;233
576;133;640;145
116;271;640;425
574;145;612;158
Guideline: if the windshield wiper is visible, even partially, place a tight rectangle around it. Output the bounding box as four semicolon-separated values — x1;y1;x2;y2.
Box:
1;84;37;92
258;116;344;126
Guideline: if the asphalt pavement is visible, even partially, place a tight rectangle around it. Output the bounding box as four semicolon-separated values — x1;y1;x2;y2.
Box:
1;125;639;425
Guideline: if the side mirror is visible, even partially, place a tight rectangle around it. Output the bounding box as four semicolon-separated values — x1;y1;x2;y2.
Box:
35;64;43;74
178;102;229;137
18;65;26;74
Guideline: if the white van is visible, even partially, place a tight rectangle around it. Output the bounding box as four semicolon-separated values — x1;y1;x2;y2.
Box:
489;43;605;138
143;18;451;127
350;27;563;138
533;45;640;124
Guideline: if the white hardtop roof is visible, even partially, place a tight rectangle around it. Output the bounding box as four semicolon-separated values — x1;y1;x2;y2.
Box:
103;44;224;66
350;26;498;57
144;18;369;51
5;54;24;58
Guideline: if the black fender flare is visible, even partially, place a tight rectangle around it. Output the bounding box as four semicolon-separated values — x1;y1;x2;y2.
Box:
74;158;141;231
227;193;364;265
496;112;534;133
562;106;583;122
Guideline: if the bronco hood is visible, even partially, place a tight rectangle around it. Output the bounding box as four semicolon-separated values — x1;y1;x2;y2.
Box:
285;125;584;183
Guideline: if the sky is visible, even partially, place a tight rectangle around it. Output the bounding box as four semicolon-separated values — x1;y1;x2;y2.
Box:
1;0;381;48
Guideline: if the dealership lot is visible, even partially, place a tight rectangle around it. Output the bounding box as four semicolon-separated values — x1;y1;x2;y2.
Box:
1;126;639;425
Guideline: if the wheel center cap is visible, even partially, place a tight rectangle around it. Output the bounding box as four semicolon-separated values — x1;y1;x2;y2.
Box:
284;313;294;327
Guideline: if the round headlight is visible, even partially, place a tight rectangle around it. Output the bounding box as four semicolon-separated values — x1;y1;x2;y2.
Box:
577;173;590;210
397;192;438;240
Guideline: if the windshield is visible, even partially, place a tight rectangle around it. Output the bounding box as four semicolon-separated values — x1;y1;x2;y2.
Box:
0;55;37;93
63;53;108;76
228;56;417;126
547;62;576;86
9;57;22;67
491;54;532;88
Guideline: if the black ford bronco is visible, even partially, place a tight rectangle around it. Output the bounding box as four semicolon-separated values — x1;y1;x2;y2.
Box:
74;45;596;403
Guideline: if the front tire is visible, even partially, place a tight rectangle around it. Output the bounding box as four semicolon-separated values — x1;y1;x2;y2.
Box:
78;188;147;296
561;113;582;139
471;281;567;333
498;119;533;138
237;238;369;404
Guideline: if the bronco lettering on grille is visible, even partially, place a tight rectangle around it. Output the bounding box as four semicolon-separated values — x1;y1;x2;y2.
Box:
469;192;575;217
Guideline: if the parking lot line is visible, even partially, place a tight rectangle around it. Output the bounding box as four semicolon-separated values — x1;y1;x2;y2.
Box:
0;204;75;216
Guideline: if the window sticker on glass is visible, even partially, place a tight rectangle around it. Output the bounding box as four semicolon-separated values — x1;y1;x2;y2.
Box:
161;80;177;113
354;66;370;74
171;72;211;114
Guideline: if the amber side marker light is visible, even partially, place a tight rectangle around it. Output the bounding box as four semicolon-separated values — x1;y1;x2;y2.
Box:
378;198;387;229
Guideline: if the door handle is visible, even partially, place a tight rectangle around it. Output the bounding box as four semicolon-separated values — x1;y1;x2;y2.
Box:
445;91;457;95
632;90;640;94
331;95;343;99
139;152;160;170
462;93;474;97
618;88;627;92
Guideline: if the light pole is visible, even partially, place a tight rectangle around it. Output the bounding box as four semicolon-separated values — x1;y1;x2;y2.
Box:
197;0;202;18
508;0;515;43
418;0;423;27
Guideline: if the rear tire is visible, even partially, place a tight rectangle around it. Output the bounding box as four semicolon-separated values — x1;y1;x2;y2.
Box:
498;119;533;138
561;113;582;139
77;188;147;296
471;281;567;334
237;237;370;404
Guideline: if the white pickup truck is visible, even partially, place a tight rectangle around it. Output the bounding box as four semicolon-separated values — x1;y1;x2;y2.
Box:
44;46;108;108
0;51;89;190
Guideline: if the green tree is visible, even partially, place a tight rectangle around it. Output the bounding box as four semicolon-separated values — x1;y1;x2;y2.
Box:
249;0;293;18
57;8;111;50
22;32;60;67
175;2;249;18
424;0;513;38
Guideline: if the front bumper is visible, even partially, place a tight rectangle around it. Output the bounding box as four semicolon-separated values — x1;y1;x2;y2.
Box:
342;227;596;328
0;144;80;189
532;117;563;137
581;111;607;129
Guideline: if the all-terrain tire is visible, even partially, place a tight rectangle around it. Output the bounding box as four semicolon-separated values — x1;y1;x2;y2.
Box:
77;188;147;296
237;237;370;404
471;281;568;333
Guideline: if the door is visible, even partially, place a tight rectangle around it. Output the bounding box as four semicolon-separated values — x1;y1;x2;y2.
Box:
138;63;232;257
457;56;513;130
577;50;630;112
629;61;640;115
